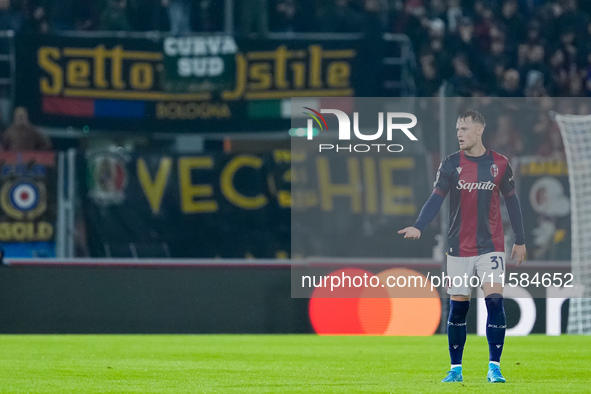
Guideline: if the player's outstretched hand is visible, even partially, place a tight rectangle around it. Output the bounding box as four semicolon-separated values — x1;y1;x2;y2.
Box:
511;244;526;266
398;226;421;240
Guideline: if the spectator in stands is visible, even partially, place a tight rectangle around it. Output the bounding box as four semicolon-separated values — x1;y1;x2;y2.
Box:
161;0;191;35
447;17;477;70
480;36;511;93
517;21;543;68
2;107;52;151
390;0;426;50
500;0;525;42
424;18;452;78
495;68;524;97
448;54;474;96
520;45;551;96
557;27;578;67
99;0;131;31
549;48;570;96
417;56;442;96
472;1;498;53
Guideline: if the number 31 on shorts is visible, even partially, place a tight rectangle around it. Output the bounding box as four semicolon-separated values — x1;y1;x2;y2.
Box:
491;256;504;270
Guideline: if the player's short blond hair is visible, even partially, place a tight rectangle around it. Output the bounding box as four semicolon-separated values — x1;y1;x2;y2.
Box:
458;109;486;127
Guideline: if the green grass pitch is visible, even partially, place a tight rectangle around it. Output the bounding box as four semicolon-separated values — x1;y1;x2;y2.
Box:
0;335;589;393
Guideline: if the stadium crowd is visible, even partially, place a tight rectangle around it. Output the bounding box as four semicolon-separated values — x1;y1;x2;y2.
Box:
1;0;589;159
1;1;590;98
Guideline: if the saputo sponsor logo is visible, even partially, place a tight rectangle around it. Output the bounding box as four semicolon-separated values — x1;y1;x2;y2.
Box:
300;108;418;153
456;180;496;192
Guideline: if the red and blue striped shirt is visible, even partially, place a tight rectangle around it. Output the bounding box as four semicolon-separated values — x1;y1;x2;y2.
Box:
433;149;515;257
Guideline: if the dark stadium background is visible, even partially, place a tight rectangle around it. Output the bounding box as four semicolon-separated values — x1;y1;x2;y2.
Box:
0;0;583;335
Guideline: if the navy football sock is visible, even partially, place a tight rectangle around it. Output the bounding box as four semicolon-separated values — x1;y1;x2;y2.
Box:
485;294;506;363
447;299;470;365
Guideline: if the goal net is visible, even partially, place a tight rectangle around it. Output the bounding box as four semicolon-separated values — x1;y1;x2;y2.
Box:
554;113;591;334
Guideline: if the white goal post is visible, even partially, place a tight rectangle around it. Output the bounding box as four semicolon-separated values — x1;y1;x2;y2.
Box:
553;113;591;334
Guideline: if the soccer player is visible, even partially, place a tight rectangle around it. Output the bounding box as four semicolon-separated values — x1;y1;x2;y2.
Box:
398;110;526;383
